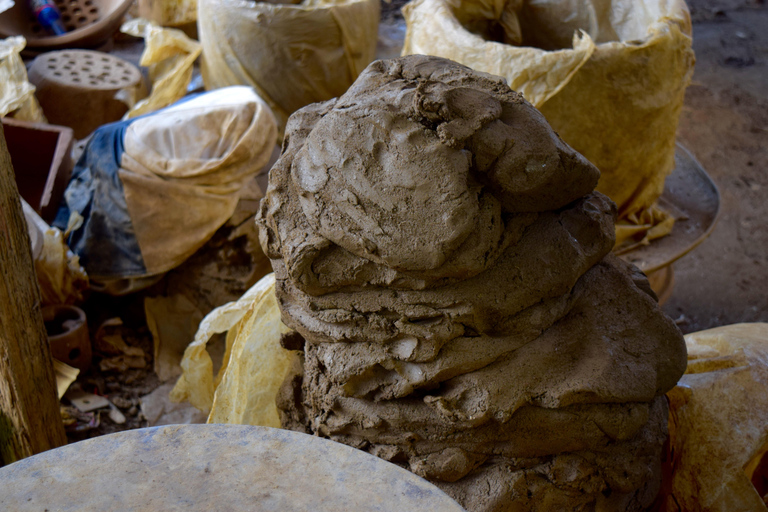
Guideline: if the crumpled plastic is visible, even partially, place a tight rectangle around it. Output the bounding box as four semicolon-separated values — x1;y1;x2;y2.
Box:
171;273;294;428
402;0;695;247
138;0;197;27
197;0;380;135
35;227;89;306
120;19;202;119
23;199;89;306
663;323;768;511
0;36;45;122
145;294;204;382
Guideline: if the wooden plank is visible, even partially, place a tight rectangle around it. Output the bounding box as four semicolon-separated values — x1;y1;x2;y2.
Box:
0;123;66;466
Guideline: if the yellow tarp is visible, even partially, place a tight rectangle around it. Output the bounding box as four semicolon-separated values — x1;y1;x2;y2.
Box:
0;36;45;122
171;274;294;428
120;19;201;119
665;323;768;511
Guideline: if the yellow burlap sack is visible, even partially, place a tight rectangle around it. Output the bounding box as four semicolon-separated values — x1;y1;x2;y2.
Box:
171;274;294;428
402;0;695;247
197;0;380;134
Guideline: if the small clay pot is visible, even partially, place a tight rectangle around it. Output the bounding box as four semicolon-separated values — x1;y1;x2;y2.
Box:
28;50;143;139
42;305;91;372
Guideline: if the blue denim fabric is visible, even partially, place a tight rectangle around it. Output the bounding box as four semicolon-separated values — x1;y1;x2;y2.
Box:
53;118;147;279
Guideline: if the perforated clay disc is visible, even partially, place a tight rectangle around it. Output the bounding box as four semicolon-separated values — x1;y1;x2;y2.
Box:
32;50;141;89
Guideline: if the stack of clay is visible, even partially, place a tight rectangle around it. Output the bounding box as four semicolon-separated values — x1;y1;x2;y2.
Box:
257;55;687;511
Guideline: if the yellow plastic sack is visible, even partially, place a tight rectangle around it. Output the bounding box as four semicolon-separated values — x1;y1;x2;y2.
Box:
138;0;197;27
0;36;45;122
402;0;695;247
171;273;294;428
664;323;768;511
197;0;380;134
120;19;201;119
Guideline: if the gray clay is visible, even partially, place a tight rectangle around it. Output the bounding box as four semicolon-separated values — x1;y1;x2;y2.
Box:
257;55;687;512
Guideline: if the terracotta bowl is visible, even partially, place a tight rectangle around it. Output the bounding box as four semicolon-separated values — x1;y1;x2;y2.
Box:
0;0;133;51
42;304;91;372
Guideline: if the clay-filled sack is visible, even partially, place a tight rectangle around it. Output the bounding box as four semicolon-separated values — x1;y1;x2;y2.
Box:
54;86;277;294
402;0;695;246
198;0;380;135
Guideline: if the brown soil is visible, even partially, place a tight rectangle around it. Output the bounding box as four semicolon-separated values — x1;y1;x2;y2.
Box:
662;0;768;333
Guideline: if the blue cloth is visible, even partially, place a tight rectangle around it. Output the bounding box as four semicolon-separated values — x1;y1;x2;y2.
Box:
53;118;147;279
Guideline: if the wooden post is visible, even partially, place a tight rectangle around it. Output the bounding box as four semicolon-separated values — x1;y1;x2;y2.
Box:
0;123;66;465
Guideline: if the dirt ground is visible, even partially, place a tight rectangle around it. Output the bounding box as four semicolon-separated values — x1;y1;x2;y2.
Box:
662;0;768;333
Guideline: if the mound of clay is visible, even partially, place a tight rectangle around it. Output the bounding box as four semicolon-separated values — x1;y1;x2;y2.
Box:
257;55;687;512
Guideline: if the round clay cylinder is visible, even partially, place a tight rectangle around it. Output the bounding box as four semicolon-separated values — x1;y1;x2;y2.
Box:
28;50;143;139
42;304;91;372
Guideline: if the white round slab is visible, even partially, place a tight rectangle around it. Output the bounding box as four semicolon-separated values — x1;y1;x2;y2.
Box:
0;425;466;512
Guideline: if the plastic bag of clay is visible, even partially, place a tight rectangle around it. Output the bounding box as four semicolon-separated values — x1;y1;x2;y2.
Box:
0;36;45;122
53;86;277;294
120;19;201;118
23;199;88;306
663;323;768;511
198;0;380;134
171;273;294;428
402;0;695;247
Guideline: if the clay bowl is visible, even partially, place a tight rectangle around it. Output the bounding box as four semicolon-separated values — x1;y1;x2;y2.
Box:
0;0;133;51
42;304;92;372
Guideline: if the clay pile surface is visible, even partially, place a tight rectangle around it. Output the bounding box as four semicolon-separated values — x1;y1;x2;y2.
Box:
257;55;687;512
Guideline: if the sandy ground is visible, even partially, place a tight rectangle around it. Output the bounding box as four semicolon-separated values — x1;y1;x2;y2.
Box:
662;0;768;333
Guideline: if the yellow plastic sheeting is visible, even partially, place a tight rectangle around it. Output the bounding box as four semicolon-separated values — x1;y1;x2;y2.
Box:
138;0;197;27
402;0;694;244
23;198;88;306
0;36;45;122
120;19;201;119
171;274;294;428
197;0;380;135
664;323;768;511
35;227;89;306
145;294;204;382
